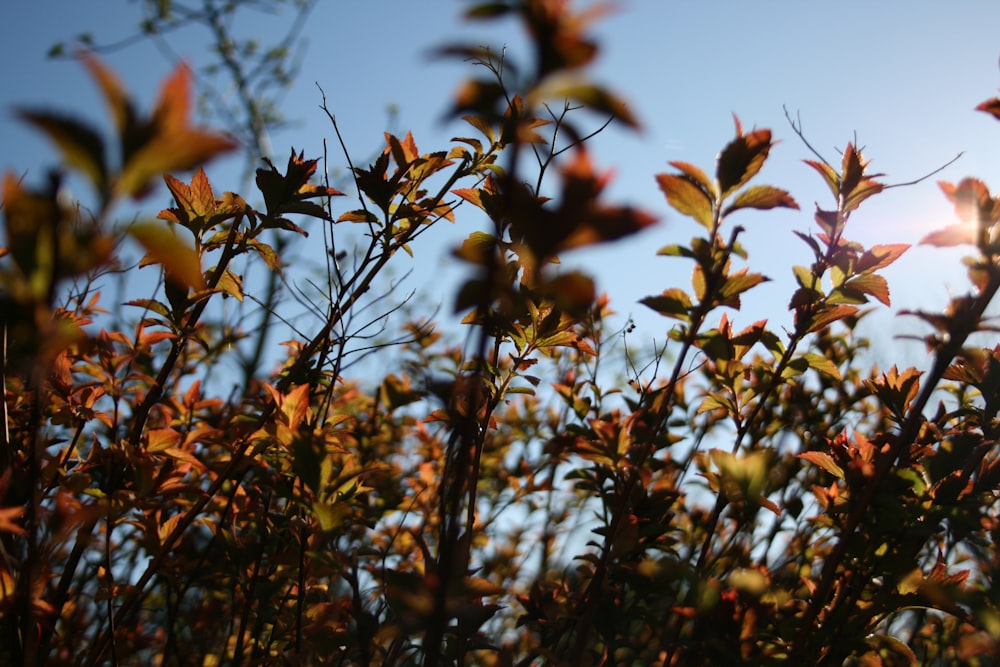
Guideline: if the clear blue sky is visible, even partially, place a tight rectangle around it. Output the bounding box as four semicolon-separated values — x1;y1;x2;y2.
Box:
3;1;1000;368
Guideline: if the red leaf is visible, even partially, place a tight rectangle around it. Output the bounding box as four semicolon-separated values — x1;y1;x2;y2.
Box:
920;224;975;248
976;97;1000;121
856;244;909;273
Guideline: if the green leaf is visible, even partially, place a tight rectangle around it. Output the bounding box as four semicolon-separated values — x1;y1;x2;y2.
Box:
718;270;769;302
696;393;735;416
640;288;692;321
215;268;244;302
455;231;496;264
337;209;379;224
722;185;798;216
668;161;717;199
464;3;513;19
792;265;818;290
656;174;713;228
802;352;842;381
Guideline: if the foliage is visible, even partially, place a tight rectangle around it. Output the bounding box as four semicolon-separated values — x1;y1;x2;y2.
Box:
3;1;1000;665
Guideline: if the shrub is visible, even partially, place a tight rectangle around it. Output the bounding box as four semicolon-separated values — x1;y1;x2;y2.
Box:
3;2;1000;665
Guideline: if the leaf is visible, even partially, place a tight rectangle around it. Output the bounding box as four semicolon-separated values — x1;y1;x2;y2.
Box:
640;288;692;321
718;270;769;302
78;51;137;145
257;149;341;222
147;427;182;453
668;161;717;199
215;268;244;302
804;159;840;198
281;383;312;431
656;174;713;228
939;178;999;226
839;143;865;199
464;3;513;18
802;352;843;381
130;222;205;291
0;506;27;536
455;231;496;264
722;185;798;216
804;304;858;333
844;273;891;306
530;76;639;129
16;111;107;196
856;243;909;273
920;223;974;248
976;97;1000;121
117;61;237;198
796;451;845;479
386;131;419;169
716;120;772;196
337;209;379;224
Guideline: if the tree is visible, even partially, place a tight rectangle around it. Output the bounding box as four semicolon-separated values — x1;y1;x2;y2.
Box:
2;1;1000;665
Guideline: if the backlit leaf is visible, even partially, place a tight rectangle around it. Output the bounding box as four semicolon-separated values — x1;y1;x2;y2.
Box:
640;288;692;321
718;270;769;302
78;51;136;145
976;97;1000;121
17;111;107;197
723;185;798;216
844;273;890;306
717;121;772;196
856;244;909;273
668;161;716;199
804;304;858;333
530;76;638;129
130;222;205;291
804;159;840;198
796;451;845;479
656;174;713;228
117;62;237;198
802;352;843;381
920;224;974;247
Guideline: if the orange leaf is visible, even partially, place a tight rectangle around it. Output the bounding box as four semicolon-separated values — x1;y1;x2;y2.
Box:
797;451;845;479
281;383;312;431
0;506;27;536
78;51;135;141
117;62;237;198
147;428;182;453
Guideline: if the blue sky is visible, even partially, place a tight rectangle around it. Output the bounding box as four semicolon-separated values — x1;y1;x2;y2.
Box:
3;1;1000;369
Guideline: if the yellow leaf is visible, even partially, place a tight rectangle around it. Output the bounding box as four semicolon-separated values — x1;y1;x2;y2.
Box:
131;222;205;291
